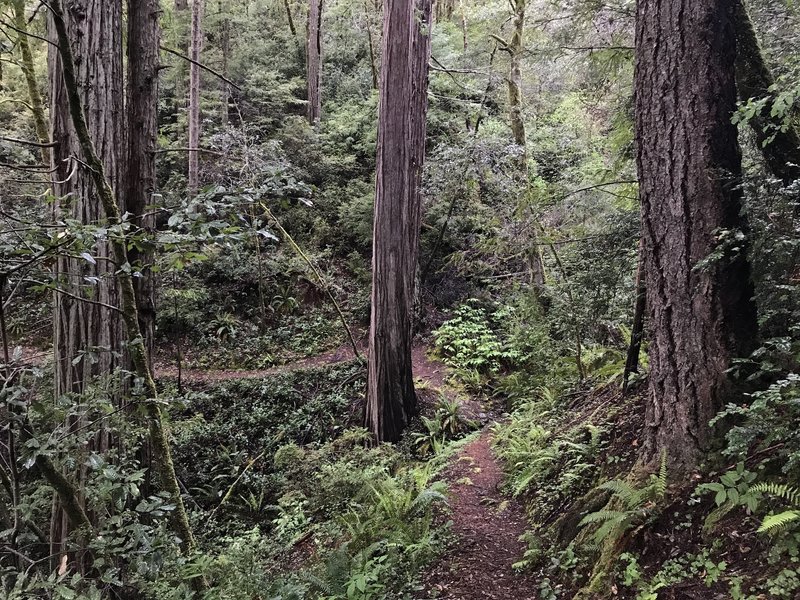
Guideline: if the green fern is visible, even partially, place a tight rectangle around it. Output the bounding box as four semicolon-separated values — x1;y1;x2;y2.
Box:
752;482;800;536
751;482;800;506
579;455;668;548
758;510;800;534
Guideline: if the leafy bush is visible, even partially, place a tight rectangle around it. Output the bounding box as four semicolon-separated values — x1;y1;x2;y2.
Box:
433;301;508;373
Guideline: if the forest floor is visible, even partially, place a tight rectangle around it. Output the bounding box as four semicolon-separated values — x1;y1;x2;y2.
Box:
18;340;536;597
417;431;538;600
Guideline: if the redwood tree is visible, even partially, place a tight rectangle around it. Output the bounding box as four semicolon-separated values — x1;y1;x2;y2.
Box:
635;0;758;473
127;0;161;367
48;0;126;558
365;0;433;442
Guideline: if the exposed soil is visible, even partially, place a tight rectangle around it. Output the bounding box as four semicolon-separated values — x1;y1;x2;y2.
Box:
418;432;539;600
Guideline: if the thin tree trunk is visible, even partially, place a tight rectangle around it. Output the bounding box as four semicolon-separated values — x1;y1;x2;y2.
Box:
306;0;323;124
734;0;800;191
284;0;298;36
188;0;204;197
459;0;467;52
365;0;433;443
507;0;526;164
49;0;198;555
11;0;51;166
365;1;379;90
623;239;646;395
219;1;231;126
635;0;758;474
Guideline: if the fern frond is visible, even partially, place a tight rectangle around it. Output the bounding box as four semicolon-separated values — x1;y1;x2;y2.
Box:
758;510;800;534
598;479;636;499
579;510;626;526
655;450;668;498
752;483;800;507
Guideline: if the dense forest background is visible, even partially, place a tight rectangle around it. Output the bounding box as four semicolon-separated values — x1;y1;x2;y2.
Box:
0;0;799;598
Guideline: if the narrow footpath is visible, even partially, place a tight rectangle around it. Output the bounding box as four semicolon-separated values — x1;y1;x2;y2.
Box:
418;431;539;599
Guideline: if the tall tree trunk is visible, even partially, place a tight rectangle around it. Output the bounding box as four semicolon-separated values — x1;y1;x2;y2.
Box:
188;0;204;197
11;0;51;166
284;0;298;37
127;0;160;500
635;0;758;474
306;0;323;124
365;1;379;90
127;0;160;372
734;0;800;190
365;0;433;443
496;0;545;292
48;0;127;562
49;0;198;556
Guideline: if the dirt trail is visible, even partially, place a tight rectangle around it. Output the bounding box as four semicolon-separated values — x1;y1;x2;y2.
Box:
419;432;538;600
154;341;452;385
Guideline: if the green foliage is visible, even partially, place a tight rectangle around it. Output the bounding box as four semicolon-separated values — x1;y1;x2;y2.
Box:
493;391;605;522
412;396;476;456
752;482;800;535
433;301;509;374
618;546;728;600
713;374;800;478
695;462;762;531
579;454;667;548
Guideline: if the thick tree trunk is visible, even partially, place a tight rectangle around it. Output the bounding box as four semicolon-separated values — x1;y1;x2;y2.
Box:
734;0;800;189
635;0;758;474
188;0;204;197
306;0;323;124
127;0;160;500
127;0;160;371
48;0;127;562
49;0;198;555
365;0;433;443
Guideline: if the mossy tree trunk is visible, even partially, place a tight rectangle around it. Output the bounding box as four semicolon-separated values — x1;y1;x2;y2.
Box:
11;0;51;165
188;0;204;197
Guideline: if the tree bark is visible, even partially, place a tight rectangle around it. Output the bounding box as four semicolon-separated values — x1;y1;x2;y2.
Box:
365;0;433;443
49;0;198;555
733;0;800;189
306;0;323;124
507;0;526;163
220;2;231;126
188;0;204;197
127;0;161;371
635;0;758;474
48;0;127;562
